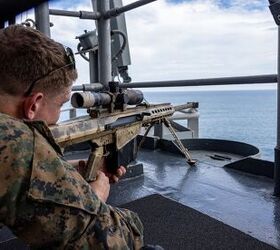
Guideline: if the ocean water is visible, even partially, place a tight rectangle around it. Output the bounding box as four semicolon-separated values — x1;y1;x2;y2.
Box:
142;89;277;161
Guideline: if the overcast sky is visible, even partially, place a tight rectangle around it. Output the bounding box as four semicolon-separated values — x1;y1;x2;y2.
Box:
42;0;278;91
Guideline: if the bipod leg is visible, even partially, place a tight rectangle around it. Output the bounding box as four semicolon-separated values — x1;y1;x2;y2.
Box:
138;123;154;152
163;118;196;166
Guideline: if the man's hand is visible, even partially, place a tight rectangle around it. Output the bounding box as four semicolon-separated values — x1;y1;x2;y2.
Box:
70;158;127;183
89;171;110;202
104;165;126;183
97;157;127;183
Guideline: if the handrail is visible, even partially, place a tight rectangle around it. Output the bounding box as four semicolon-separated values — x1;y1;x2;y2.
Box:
72;74;277;92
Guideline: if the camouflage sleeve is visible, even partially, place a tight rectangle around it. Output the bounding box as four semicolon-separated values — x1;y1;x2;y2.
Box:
16;200;143;249
22;129;143;249
0;116;34;226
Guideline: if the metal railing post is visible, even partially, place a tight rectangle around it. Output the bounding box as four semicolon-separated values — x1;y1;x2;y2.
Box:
93;0;112;89
268;0;280;196
275;25;280;196
34;2;51;37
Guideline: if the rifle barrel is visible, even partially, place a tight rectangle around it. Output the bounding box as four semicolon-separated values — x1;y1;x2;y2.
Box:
173;102;198;112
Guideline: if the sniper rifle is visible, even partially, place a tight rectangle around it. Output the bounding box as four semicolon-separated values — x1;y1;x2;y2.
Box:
50;85;197;182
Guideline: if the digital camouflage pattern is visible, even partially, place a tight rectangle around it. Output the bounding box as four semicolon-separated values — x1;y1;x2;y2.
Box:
0;112;144;249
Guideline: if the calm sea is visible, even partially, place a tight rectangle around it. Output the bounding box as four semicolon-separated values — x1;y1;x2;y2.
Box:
143;89;277;161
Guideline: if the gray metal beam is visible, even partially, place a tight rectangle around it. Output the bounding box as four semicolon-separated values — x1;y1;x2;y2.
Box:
110;0;131;68
105;0;157;18
49;9;100;20
277;28;280;156
94;0;112;89
71;74;277;92
89;52;99;83
275;26;280;196
34;2;50;37
120;74;277;88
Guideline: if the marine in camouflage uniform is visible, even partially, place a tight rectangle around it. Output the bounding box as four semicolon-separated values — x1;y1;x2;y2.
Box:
0;112;144;249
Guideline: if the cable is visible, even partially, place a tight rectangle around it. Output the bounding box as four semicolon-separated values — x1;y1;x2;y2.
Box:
77;43;90;62
111;29;127;63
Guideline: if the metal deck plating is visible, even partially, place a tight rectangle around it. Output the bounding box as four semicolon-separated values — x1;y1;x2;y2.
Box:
108;148;280;249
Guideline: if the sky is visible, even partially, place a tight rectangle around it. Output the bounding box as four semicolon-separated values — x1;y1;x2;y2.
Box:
23;0;278;91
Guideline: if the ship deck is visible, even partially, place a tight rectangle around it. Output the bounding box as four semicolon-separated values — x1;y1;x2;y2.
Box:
107;148;280;249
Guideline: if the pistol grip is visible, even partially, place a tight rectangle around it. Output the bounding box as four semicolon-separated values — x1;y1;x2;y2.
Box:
85;147;104;182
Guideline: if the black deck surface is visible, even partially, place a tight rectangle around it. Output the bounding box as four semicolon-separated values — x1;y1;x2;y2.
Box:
66;146;280;249
108;148;280;249
122;194;277;250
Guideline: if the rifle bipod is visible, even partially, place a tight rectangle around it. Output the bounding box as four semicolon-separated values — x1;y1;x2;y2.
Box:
138;119;196;166
163;118;196;166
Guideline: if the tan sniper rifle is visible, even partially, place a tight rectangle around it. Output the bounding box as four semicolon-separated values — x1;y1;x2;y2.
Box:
50;89;197;182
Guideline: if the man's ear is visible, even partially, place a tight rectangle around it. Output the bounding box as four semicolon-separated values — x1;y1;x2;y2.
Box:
23;93;44;120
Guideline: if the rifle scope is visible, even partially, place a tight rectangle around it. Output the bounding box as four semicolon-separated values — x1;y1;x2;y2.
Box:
71;89;143;108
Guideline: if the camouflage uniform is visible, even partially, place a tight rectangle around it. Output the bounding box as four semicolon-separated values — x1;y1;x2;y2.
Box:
0;112;143;249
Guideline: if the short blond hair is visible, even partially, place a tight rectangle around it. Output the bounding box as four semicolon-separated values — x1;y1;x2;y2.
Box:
0;25;77;96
